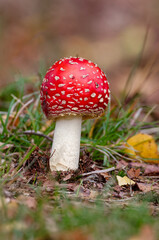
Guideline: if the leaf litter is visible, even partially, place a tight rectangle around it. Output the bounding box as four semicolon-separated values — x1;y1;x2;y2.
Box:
1;135;159;239
2;145;159;206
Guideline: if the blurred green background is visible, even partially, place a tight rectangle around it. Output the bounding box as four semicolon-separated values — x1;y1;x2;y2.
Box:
0;0;159;105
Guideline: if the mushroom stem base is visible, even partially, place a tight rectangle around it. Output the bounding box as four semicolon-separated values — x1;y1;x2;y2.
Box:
50;116;82;171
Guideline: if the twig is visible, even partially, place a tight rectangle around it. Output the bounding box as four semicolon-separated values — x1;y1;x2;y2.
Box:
81;167;115;176
20;130;53;142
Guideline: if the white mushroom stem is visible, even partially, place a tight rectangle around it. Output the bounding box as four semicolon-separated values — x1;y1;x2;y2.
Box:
50;116;82;171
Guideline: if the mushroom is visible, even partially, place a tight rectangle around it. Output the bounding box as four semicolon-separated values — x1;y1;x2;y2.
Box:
40;57;110;171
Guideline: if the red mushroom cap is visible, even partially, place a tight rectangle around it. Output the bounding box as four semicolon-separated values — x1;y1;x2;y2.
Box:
40;57;110;119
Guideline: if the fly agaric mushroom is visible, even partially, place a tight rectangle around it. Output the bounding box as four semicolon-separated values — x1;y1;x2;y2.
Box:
40;57;110;171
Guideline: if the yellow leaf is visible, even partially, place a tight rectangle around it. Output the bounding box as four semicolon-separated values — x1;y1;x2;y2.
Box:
125;133;159;163
117;175;135;186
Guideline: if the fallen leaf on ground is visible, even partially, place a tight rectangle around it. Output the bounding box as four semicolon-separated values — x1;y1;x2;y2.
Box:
144;165;159;175
125;133;159;163
100;171;111;179
137;183;159;193
127;168;140;178
137;183;153;193
117;176;135;186
130;162;159;175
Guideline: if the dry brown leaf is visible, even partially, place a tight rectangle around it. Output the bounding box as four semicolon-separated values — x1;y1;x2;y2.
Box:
144;165;159;175
125;133;159;163
130;162;159;175
117;176;135;186
127;168;140;179
99;171;110;179
137;182;159;193
137;183;153;193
